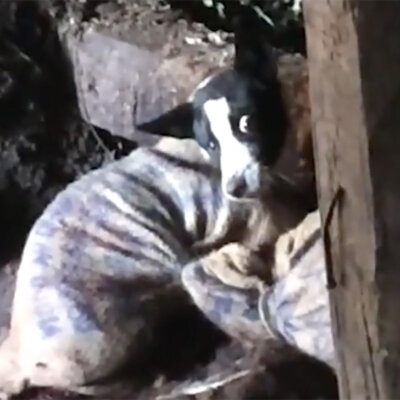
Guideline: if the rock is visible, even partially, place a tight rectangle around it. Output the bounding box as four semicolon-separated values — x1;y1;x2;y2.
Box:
60;2;234;144
64;30;161;144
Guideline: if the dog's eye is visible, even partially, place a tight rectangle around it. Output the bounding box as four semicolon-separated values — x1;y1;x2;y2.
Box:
208;140;216;150
239;115;250;134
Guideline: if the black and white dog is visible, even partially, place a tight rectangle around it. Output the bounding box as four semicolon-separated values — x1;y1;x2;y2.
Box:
138;7;288;200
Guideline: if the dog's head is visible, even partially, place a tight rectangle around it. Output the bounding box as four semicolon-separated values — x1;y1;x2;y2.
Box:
137;8;288;201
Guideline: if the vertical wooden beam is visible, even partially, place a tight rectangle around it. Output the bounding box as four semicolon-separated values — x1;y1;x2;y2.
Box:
303;0;400;398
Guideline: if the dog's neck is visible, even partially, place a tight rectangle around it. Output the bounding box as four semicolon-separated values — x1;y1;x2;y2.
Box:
231;180;308;249
199;171;309;259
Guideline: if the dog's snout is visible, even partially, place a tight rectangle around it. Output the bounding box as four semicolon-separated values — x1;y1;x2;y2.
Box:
224;164;261;200
226;176;248;198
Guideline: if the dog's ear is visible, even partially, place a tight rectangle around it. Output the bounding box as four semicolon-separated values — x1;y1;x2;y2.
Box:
232;6;277;84
136;102;194;139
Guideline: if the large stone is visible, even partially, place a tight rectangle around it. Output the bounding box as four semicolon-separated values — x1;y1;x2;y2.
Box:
61;6;234;144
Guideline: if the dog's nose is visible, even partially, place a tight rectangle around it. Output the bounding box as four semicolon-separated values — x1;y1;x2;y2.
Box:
226;176;248;198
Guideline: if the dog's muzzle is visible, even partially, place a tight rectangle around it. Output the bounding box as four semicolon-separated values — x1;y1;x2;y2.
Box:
224;164;261;200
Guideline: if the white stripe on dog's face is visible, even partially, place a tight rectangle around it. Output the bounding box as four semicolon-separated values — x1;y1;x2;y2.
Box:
203;97;260;199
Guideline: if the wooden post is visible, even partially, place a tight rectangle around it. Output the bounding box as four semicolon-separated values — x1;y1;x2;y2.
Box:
303;0;400;398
